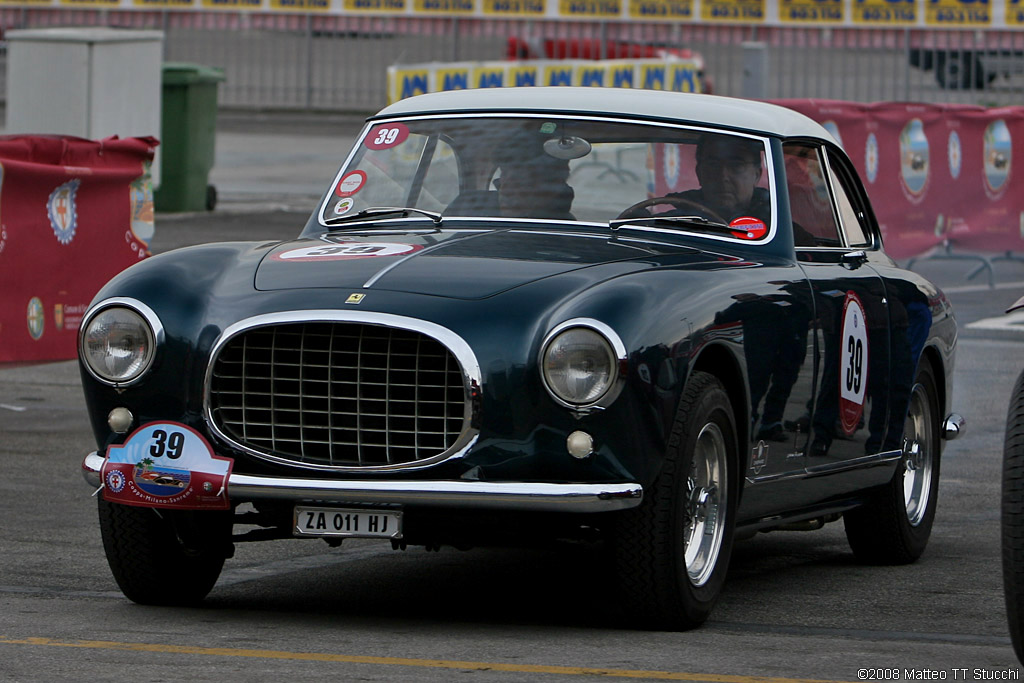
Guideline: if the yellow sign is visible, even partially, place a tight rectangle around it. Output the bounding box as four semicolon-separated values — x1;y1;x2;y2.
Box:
558;0;622;18
851;0;917;24
482;0;545;14
390;67;431;103
132;0;194;6
628;0;692;19
779;0;842;22
543;64;575;86
507;64;541;86
437;67;471;91
201;0;262;7
1008;0;1024;25
59;0;121;6
701;0;764;22
344;0;405;10
925;0;991;26
413;0;475;13
269;0;329;8
472;65;506;88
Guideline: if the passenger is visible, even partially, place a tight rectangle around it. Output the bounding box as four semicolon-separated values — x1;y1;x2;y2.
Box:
494;146;576;220
444;137;576;220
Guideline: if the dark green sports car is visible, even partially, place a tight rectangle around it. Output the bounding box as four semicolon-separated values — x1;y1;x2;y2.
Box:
79;87;963;630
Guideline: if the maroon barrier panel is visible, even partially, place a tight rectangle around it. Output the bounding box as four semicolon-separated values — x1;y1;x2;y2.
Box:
772;100;1024;260
0;135;156;364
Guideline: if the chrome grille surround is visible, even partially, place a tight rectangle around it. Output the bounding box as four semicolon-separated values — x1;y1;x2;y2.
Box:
204;311;480;472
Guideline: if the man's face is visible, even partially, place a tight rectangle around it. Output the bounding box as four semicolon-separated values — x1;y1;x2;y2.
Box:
695;139;763;216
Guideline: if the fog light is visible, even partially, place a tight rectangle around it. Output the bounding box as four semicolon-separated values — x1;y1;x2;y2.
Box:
567;431;593;459
107;407;134;434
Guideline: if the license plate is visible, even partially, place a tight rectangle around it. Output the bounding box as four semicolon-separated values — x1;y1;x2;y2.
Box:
293;506;403;539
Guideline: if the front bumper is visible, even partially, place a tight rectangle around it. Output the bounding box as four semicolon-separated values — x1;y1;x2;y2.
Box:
81;452;643;513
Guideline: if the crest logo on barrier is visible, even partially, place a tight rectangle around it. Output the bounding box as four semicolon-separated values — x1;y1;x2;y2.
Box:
983;119;1012;200
48;179;81;246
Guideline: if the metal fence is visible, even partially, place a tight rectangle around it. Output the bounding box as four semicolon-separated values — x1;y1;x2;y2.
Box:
3;8;1024;112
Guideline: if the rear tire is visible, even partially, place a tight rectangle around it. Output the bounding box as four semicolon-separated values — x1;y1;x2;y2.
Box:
610;371;738;630
1002;369;1024;665
844;362;940;564
98;498;232;605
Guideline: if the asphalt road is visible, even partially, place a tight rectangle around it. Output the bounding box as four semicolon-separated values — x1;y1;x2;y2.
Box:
3;119;1024;681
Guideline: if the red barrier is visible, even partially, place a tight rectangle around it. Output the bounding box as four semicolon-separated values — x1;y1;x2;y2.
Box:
773;100;1024;260
0;135;156;365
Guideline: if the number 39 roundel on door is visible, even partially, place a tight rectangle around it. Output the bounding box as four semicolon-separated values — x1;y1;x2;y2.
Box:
839;291;869;437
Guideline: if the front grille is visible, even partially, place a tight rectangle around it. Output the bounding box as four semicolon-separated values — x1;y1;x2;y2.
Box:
208;322;467;469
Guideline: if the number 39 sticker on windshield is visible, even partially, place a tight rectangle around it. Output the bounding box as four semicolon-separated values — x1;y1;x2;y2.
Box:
100;422;233;510
364;123;409;150
839;291;869;437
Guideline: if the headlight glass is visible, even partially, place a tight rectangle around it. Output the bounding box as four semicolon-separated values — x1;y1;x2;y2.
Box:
81;306;155;384
542;326;617;406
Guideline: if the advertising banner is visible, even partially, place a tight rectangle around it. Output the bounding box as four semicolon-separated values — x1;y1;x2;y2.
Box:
1;0;1022;27
387;56;704;102
0;135;156;364
774;100;1024;259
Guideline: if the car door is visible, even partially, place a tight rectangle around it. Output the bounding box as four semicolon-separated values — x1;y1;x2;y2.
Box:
786;142;895;482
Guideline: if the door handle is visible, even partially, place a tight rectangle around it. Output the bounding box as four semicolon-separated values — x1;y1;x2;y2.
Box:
841;250;867;269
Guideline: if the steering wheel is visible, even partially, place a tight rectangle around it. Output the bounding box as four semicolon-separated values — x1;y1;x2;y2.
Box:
616;195;727;225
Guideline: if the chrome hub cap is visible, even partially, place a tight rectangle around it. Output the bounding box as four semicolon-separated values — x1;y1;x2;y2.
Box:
684;422;728;587
903;382;934;527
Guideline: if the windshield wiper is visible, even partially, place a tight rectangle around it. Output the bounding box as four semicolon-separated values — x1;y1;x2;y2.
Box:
608;214;735;236
325;206;443;227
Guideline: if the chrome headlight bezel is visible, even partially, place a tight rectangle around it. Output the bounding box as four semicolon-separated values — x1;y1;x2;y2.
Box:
79;298;163;388
539;318;627;411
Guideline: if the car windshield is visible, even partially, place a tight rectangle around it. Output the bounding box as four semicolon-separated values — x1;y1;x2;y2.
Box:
319;115;775;241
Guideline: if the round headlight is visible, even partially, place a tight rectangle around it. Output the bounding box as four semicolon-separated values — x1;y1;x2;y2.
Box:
542;325;619;407
81;305;157;385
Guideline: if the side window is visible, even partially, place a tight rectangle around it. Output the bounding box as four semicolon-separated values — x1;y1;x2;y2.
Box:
783;143;842;248
825;151;872;247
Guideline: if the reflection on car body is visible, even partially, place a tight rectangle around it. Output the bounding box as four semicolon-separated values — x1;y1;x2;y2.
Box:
79;88;963;630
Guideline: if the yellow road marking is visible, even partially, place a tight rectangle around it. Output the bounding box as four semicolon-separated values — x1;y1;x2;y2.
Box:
0;635;854;683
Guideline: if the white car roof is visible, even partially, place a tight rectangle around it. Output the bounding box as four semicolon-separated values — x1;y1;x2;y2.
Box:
375;88;836;143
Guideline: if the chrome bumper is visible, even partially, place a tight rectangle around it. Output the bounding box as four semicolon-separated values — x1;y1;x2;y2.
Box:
81;452;643;513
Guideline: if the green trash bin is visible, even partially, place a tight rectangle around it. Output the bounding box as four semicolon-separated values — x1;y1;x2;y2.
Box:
155;62;225;212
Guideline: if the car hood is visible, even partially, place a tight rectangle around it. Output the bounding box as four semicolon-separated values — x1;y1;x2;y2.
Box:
255;228;706;299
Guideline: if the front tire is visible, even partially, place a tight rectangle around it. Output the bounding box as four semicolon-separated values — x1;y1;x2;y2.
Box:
1001;369;1024;664
611;371;738;630
98;498;232;605
844;362;940;564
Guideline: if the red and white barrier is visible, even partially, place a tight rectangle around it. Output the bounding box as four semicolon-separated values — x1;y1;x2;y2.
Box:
0;135;156;365
776;100;1024;260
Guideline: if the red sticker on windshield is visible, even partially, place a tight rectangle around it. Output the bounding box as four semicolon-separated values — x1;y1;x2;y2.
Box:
364;123;410;150
335;170;367;197
729;216;768;240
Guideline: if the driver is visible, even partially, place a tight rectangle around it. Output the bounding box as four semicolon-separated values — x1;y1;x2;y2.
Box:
628;135;770;225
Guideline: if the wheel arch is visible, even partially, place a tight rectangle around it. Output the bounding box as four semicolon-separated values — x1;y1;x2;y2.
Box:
690;342;749;478
919;343;946;418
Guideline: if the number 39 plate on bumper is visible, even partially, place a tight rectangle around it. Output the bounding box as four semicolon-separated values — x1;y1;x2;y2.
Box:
293;506;403;539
